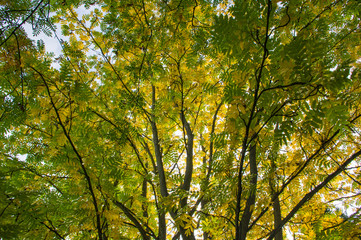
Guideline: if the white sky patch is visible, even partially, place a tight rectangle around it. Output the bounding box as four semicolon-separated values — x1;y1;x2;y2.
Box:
173;129;183;138
22;5;97;70
16;154;28;162
23;21;64;69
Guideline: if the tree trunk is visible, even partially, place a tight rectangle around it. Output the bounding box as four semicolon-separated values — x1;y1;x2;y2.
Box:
158;212;166;240
239;144;258;240
270;155;283;240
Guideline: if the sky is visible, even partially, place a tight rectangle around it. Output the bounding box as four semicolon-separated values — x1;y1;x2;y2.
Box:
24;22;63;57
23;5;95;69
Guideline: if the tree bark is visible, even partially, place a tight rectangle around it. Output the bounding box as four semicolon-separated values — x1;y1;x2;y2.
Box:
272;195;283;240
269;148;283;240
151;85;168;198
180;110;194;208
158;212;166;240
240;143;258;240
151;85;168;239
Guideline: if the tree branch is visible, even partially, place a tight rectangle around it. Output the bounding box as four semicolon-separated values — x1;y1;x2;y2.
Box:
30;66;104;240
0;0;46;47
267;148;361;240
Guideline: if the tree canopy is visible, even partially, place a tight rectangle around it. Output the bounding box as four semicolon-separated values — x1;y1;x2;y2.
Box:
1;0;361;239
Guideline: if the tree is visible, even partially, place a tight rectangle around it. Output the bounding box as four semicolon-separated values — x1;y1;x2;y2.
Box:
1;0;361;239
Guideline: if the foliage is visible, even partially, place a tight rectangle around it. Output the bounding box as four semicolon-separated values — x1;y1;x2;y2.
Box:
1;0;361;239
